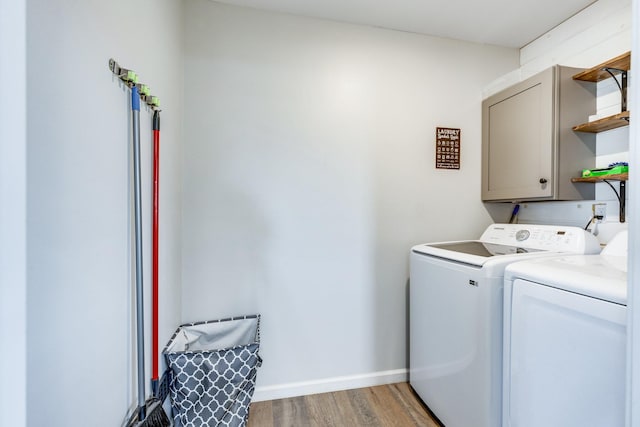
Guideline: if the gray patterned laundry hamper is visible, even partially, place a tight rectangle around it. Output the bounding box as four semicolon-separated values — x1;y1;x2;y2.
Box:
163;315;262;427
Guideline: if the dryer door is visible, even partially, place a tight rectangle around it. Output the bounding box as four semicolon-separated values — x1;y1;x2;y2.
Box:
506;278;626;427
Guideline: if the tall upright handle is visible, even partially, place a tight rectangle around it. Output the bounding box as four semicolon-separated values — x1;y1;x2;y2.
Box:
151;110;160;394
131;86;146;421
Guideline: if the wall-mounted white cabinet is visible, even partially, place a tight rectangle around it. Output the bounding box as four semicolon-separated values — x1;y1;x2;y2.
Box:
481;65;596;202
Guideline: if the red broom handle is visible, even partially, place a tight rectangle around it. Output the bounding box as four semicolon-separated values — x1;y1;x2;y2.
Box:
152;112;160;383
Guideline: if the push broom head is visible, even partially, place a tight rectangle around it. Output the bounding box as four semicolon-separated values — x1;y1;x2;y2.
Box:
138;399;170;427
126;398;170;427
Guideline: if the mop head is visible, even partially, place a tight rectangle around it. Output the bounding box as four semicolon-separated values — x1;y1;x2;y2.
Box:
126;399;171;427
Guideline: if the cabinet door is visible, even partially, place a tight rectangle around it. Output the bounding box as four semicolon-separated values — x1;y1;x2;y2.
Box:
482;67;555;201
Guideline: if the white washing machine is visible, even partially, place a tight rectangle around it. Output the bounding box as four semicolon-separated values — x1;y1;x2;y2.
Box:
409;223;601;427
502;230;627;427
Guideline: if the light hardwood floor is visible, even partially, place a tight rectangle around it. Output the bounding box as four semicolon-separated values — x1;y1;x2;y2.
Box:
247;383;442;427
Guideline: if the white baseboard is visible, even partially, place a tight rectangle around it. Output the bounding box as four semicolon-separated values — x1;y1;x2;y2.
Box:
252;368;408;402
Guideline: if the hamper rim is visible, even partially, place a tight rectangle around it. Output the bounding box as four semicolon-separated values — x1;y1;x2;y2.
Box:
179;314;260;328
163;314;261;354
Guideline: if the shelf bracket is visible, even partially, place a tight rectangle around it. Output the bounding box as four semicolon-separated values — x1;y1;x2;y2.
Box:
620;180;626;223
603;179;626;223
604;67;628;113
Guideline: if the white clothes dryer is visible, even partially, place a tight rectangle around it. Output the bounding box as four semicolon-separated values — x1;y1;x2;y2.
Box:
503;230;628;427
409;223;600;427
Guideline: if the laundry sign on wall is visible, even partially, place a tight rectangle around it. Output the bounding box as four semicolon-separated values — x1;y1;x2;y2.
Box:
435;127;461;170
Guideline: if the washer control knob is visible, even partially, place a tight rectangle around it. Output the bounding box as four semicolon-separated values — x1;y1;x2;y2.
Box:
516;230;530;241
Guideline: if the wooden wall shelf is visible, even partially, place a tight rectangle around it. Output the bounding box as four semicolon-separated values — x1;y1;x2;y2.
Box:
572;52;631;134
571;172;628;183
570;52;630;223
572;172;628;223
572;52;631;82
572;111;630;133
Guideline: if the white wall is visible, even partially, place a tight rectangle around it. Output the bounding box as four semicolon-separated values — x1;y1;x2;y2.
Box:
0;0;27;425
26;1;183;425
181;0;518;400
489;0;632;239
628;2;640;424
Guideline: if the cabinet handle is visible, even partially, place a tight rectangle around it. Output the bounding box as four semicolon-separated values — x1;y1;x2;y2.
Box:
539;178;548;184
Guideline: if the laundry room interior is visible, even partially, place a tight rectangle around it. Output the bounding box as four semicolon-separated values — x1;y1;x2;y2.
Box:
2;0;640;426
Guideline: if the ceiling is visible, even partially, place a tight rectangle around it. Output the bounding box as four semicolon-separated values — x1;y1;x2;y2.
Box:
212;0;598;48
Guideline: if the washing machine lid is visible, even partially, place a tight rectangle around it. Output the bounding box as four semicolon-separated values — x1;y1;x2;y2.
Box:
505;254;627;305
413;241;546;267
430;241;543;257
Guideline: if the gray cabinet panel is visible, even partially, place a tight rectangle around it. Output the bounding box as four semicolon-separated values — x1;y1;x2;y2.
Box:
482;66;595;202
